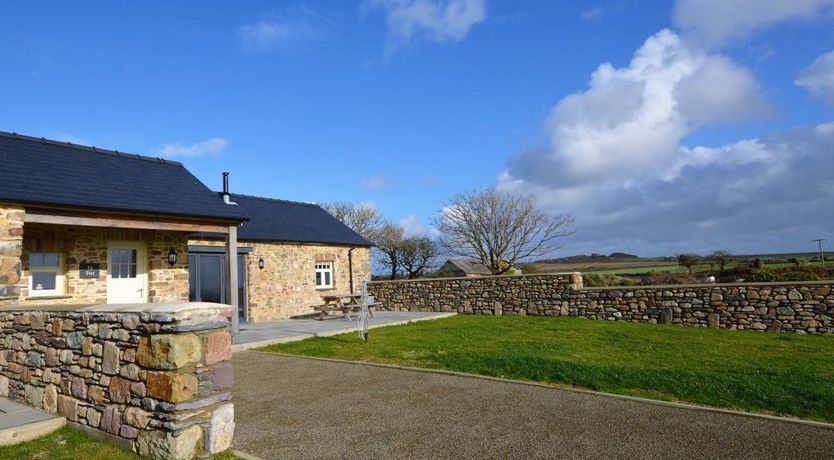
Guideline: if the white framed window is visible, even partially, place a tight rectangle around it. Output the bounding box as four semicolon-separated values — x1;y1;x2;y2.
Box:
28;252;65;297
315;262;333;289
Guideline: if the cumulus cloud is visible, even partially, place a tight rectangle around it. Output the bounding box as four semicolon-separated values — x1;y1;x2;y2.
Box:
158;138;227;158
496;30;834;255
361;175;390;191
400;214;438;238
362;0;486;50
505;30;767;191
673;0;834;47
796;50;834;106
504;123;834;255
240;5;329;52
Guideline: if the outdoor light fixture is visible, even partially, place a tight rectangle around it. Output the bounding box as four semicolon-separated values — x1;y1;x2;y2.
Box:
167;248;177;266
258;258;265;270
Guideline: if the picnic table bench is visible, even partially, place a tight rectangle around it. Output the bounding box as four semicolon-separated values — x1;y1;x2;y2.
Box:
313;293;380;321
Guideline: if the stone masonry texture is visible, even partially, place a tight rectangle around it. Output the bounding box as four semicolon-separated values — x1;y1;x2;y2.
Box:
190;238;371;322
0;205;24;302
18;223;189;304
0;306;235;459
369;274;834;335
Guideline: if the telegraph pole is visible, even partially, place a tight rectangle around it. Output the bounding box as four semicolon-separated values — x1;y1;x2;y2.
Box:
812;238;827;266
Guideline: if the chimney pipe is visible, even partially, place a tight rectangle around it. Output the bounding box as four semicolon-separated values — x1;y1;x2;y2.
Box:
221;172;237;205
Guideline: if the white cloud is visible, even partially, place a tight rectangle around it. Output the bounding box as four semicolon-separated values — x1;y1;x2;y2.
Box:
581;7;604;20
361;175;389;191
240;5;329;52
504;30;767;192
494;30;834;256
158;138;227;158
400;214;438;238
673;0;834;48
796;50;834;106
363;0;486;50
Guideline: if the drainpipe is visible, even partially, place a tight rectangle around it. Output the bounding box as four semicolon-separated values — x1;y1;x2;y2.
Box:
348;247;355;293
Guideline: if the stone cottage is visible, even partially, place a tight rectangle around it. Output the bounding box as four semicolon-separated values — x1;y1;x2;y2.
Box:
0;132;246;310
0;131;372;323
188;192;373;322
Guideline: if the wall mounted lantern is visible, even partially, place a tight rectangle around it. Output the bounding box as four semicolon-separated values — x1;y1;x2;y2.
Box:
167;248;178;266
258;258;265;270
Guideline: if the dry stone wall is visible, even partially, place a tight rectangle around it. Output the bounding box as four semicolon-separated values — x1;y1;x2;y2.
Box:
369;274;834;335
0;304;234;459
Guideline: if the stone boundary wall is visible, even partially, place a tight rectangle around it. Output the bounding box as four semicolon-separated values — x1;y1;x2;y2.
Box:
369;274;834;335
0;303;235;459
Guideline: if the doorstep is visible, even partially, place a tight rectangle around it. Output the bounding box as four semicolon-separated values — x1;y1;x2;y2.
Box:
0;398;66;446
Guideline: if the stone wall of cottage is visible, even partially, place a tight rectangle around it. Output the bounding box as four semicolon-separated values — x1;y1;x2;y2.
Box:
0;205;24;304
369;274;834;335
17;224;189;305
0;304;234;459
189;238;372;322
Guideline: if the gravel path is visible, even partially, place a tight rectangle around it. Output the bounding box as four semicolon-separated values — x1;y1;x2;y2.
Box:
232;351;834;460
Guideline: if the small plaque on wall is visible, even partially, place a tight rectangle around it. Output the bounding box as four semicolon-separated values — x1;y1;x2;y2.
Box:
79;260;100;279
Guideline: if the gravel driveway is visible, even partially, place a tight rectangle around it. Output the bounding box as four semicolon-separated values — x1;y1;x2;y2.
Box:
232;351;834;459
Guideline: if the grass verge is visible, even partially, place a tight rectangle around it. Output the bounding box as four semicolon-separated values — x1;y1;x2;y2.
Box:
260;316;834;422
0;427;239;460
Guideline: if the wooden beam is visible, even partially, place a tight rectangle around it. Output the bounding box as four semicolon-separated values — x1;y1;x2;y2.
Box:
226;225;240;341
24;209;231;234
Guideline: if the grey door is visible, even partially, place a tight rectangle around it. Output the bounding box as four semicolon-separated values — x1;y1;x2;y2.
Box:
188;253;247;322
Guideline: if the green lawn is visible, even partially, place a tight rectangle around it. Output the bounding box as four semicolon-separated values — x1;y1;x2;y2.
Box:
261;316;834;422
0;427;238;460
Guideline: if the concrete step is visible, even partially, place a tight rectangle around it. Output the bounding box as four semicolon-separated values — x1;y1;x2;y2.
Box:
0;398;66;446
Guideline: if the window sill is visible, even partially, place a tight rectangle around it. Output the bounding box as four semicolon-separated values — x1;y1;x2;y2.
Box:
315;287;336;291
25;295;73;301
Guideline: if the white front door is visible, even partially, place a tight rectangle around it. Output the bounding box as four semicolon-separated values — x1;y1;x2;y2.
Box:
107;242;147;304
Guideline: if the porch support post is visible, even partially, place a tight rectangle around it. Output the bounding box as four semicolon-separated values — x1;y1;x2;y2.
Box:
226;225;239;341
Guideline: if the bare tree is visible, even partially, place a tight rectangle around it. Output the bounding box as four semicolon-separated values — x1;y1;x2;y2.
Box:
677;254;700;273
399;236;438;279
374;223;405;280
320;201;383;241
709;250;732;274
433;188;574;275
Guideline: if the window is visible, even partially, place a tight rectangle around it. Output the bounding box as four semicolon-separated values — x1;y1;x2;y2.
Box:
28;252;65;297
110;248;138;278
315;262;333;289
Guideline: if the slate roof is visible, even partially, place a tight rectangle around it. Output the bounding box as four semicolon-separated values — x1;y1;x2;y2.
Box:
444;258;493;275
0;131;246;222
208;194;373;246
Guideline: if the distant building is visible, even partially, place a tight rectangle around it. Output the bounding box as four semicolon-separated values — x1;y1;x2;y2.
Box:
437;258;522;278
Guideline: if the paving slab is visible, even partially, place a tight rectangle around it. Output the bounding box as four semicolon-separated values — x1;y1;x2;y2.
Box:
232;351;834;460
232;311;455;351
0;398;65;446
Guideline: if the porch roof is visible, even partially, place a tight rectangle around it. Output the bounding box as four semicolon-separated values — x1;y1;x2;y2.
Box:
0;131;246;223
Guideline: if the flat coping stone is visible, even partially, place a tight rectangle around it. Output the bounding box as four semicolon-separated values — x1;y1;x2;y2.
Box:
0;398;66;446
2;301;231;314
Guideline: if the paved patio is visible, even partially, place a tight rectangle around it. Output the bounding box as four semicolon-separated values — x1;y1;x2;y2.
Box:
0;398;65;446
232;311;455;351
232;352;834;460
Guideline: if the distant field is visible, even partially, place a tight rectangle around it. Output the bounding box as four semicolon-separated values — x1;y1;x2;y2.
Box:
529;255;827;276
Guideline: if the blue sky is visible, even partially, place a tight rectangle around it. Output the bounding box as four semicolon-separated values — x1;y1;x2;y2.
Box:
2;1;834;257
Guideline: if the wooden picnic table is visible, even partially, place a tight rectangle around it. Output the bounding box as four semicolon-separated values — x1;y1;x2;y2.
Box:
314;293;378;321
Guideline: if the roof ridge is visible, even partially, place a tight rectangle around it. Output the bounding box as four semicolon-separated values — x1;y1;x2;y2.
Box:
226;192;319;207
0;130;184;167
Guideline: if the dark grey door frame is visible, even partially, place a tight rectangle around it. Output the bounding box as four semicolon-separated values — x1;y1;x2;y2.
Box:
188;250;248;323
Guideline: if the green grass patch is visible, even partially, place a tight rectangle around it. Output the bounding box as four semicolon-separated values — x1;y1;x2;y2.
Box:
0;427;239;460
261;316;834;422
